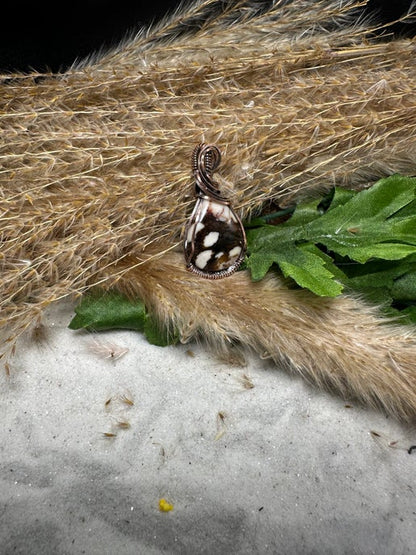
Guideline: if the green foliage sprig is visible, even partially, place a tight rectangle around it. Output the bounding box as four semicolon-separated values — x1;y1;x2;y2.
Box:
69;290;179;346
246;175;416;322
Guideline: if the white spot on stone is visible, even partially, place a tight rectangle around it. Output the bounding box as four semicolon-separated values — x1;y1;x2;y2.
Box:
195;222;205;235
203;231;219;247
229;246;242;258
187;222;204;244
208;201;229;222
205;199;239;223
186;223;195;244
195;250;213;269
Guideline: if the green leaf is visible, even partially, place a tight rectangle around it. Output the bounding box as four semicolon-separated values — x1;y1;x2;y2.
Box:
336;243;416;264
246;241;344;296
69;289;179;347
246;175;416;299
401;306;416;324
246;251;276;281
143;315;179;347
324;187;355;210
277;244;344;297
280;198;323;227
324;174;416;220
300;243;347;281
395;198;416;219
303;186;416;261
69;290;147;331
342;256;416;291
391;272;416;301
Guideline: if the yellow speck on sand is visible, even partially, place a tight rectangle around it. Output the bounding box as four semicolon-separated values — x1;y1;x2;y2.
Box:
159;498;174;512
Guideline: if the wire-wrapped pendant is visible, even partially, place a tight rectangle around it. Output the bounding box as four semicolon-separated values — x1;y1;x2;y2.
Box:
184;144;247;279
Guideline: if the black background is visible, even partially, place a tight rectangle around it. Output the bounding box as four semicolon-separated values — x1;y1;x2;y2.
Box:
0;1;182;72
0;0;414;73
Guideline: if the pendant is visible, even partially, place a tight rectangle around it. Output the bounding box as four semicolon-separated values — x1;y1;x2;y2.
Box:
184;144;246;279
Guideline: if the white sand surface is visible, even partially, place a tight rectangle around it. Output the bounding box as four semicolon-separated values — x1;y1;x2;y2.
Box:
1;300;416;554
